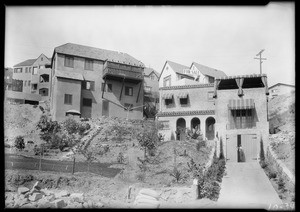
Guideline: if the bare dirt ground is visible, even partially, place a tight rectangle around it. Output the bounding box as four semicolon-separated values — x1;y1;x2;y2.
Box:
4;101;214;208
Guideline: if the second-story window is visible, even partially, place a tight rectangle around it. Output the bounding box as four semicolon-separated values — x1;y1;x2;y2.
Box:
84;59;93;70
125;86;133;96
64;94;73;105
25;67;28;73
64;55;74;68
163;75;171;87
145;86;152;93
150;74;155;80
82;81;95;91
207;91;214;101
28;80;31;86
33;67;38;75
29;67;31;73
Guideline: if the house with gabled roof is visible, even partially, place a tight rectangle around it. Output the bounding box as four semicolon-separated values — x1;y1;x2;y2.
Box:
6;54;52;104
268;83;295;99
50;43;145;121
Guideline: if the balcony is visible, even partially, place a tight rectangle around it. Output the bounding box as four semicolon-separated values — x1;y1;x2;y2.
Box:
102;61;143;84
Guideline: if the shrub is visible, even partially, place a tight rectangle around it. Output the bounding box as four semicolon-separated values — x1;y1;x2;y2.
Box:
219;137;225;159
268;171;277;179
260;160;268;169
37;114;61;144
117;152;125;164
277;177;286;192
14;136;25;151
62;118;79;135
136;172;146;182
169;167;182;183
260;137;265;161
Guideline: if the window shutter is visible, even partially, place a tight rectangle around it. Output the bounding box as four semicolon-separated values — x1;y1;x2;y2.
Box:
91;81;95;91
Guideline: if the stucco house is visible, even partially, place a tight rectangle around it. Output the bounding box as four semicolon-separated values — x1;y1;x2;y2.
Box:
143;67;160;118
49;43;145;122
7;54;52;104
157;60;227;141
269;83;295;99
213;74;269;163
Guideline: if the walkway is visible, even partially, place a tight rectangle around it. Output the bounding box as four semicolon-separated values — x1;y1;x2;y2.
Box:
217;162;282;209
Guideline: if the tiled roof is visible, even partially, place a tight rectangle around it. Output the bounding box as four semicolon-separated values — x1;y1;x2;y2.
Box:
192;62;227;78
54;43;144;67
14;59;37;67
159;83;214;90
55;70;84;81
167;60;193;77
157;110;215;117
144;67;160;77
216;74;267;80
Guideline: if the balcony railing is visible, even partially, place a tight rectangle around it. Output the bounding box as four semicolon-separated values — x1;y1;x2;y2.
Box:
102;61;143;83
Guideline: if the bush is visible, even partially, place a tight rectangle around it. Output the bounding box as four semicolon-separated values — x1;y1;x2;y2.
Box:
62;118;79;135
268;171;277;179
14;136;25;151
136;172;146;182
260;160;268;169
219;137;225;159
260;137;265;161
117;152;125;163
277;177;286;192
169;167;182;183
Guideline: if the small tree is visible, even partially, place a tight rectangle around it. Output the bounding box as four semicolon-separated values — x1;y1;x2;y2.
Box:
15;136;25;151
137;123;159;159
260;136;265;161
219;137;225;160
81;149;97;173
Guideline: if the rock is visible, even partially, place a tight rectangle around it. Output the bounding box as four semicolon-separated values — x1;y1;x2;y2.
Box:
94;202;104;208
29;193;43;202
32;181;42;190
87;199;93;208
38;201;55;208
55;190;70;198
14;197;29;207
53;199;66;208
45;193;55;202
17;186;30;195
82;202;89;208
138;189;159;199
70;193;84;203
135;194;157;202
40;188;54;196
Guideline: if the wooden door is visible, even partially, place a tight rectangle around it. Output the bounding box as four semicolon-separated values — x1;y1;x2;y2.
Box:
241;134;258;162
226;134;237;163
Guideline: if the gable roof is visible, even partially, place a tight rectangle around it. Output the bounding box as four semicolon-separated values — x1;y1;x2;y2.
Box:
192;62;227;78
14;59;37;67
167;60;192;76
53;43;144;67
14;54;51;67
144;67;160;77
269;83;295;89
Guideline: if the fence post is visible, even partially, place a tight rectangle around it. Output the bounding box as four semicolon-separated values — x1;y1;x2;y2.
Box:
72;157;75;174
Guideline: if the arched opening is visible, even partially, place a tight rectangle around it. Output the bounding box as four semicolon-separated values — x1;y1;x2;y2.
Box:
176;118;186;141
206;117;216;140
191;117;200;131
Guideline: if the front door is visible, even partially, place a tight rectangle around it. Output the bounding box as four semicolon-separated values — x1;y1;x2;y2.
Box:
226;134;237;163
241;134;258;162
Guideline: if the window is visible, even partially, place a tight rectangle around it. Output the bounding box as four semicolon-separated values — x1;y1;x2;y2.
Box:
64;55;74;68
165;99;173;105
124;103;133;111
25;67;28;73
33;67;38;75
39;65;45;69
28;80;31;86
145;86;152;93
180;98;188;105
150;74;155;80
155;98;159;103
84;59;93;70
41;57;43;61
230;109;254;129
64;94;72;105
19;68;22;73
125;86;133;96
29;67;31;73
24;81;27;87
163;75;171;87
159;121;170;129
82;81;95;91
83;98;92;107
32;84;37;90
207;91;214;101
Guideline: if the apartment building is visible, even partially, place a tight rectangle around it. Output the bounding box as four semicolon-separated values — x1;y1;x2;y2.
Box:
50;43;145;122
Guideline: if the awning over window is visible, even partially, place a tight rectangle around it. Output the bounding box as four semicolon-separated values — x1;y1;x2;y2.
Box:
177;92;188;99
162;93;173;100
228;99;255;110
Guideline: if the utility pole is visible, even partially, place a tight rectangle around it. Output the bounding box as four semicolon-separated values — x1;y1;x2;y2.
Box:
254;49;267;74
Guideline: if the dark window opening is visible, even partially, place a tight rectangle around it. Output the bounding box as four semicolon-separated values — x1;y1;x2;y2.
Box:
82;81;95;91
83;98;92;107
180;98;188;105
242;77;265;88
165;99;173;105
218;79;239;90
230;109;255;129
40;74;49;83
124;103;133;111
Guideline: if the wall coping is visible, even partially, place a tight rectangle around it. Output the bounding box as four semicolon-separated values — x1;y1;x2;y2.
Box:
159;83;214;90
157;110;215;117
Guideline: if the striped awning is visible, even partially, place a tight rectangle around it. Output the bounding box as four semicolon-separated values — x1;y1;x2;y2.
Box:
228;99;255;110
162;93;173;100
177;92;188;99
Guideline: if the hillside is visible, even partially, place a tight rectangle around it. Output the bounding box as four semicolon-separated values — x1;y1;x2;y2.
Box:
268;91;295;175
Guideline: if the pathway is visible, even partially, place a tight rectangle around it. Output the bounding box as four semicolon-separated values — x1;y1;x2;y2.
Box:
217;162;282;209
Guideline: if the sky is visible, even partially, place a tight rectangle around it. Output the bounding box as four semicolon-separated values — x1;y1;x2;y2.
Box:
5;3;295;87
